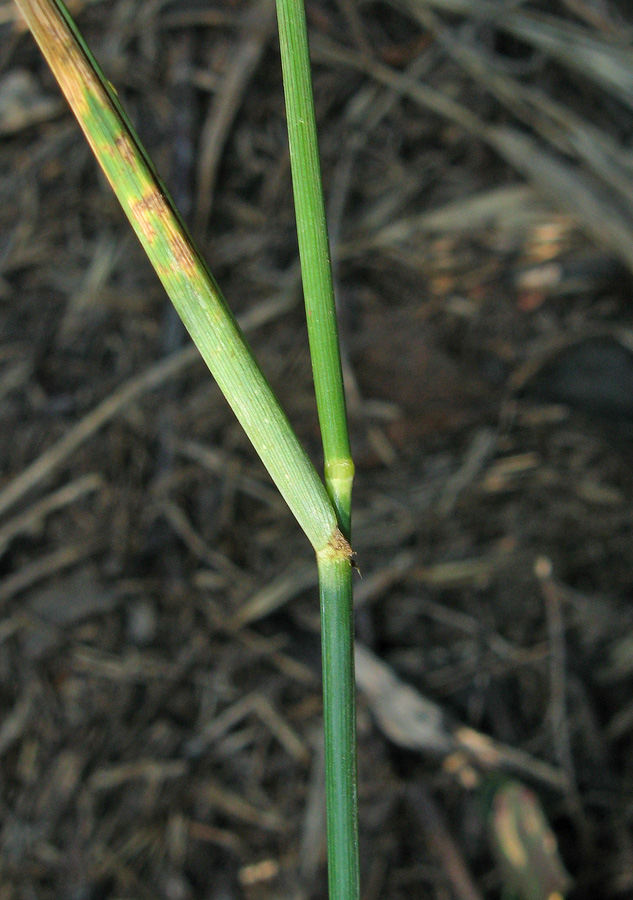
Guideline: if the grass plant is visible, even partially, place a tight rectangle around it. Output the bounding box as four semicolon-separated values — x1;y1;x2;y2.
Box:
15;0;359;897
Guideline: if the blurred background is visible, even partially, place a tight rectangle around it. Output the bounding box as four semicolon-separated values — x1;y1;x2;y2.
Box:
2;0;633;897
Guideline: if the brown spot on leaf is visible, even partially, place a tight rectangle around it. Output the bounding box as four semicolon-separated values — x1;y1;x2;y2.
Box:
115;132;137;166
131;190;168;243
168;227;197;275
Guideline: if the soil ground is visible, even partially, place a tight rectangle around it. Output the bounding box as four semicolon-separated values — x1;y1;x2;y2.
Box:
3;1;633;897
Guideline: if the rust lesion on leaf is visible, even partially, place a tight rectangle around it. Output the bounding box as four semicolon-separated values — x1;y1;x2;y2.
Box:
135;190;168;217
131;190;168;243
114;132;138;167
130;191;198;276
166;225;198;276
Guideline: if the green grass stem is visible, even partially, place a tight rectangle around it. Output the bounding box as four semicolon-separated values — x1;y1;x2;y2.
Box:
15;0;350;561
317;556;360;900
275;3;360;899
275;0;354;537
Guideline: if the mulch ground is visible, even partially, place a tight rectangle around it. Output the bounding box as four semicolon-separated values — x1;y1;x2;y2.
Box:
3;0;633;897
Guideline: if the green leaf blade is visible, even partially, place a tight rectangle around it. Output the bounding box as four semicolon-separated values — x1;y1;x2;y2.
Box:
15;0;347;557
